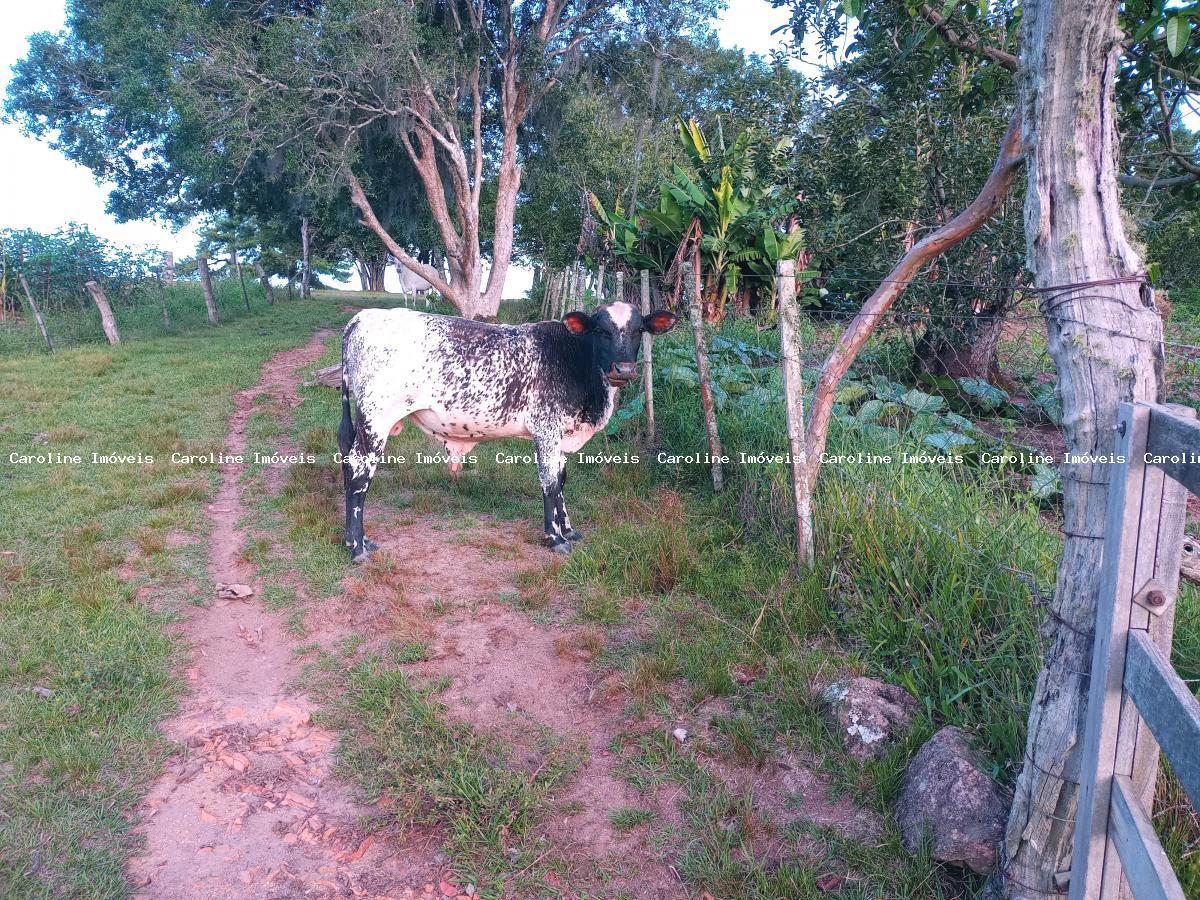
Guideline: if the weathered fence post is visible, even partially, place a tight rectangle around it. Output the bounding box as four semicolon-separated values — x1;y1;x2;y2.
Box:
777;260;814;567
1069;402;1195;899
162;251;175;285
17;272;53;352
615;270;623;309
198;254;219;325
640;269;656;446
597;262;607;306
84;281;121;345
682;259;724;492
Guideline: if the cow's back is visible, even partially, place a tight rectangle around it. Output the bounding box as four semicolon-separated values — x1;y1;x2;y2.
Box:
343;308;544;438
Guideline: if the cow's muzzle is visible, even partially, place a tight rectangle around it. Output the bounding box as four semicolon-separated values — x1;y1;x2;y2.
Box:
606;361;637;386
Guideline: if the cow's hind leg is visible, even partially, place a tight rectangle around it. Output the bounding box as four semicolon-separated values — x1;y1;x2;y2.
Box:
534;434;571;553
343;407;387;564
554;463;583;542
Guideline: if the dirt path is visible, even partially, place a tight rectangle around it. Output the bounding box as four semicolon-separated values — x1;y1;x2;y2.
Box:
128;332;440;898
128;327;879;899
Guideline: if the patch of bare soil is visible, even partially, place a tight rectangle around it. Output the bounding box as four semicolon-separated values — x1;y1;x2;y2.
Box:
128;332;442;899
129;326;884;899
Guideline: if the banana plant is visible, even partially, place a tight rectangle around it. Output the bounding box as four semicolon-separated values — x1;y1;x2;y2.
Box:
748;225;820;314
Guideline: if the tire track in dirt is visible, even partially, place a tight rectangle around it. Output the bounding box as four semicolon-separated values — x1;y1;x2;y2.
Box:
128;331;440;898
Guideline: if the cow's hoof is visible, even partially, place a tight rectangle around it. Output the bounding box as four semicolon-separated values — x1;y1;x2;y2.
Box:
562;528;584;541
351;549;373;565
548;539;573;555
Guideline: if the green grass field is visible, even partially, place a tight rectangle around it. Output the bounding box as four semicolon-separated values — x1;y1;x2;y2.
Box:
1;286;1197;897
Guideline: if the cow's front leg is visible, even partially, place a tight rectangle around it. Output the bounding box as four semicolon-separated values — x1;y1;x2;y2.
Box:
554;463;583;542
534;435;571;553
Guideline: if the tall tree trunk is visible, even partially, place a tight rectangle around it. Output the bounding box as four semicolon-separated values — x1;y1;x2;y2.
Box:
162;251;175;285
630;51;662;215
255;261;275;305
198;255;218;324
1002;1;1167;896
232;247;250;312
300;217;312;299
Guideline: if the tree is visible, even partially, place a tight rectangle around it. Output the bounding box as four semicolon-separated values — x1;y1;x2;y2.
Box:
183;0;714;318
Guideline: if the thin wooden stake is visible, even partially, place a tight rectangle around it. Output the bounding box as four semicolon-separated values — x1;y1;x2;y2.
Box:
17;272;53;351
156;272;171;330
777;260;814;567
682;260;724;492
640;269;655;446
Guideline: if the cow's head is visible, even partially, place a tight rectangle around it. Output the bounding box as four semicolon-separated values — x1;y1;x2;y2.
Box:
563;301;677;387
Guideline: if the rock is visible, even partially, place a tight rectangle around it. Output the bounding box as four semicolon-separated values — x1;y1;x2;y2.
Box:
216;582;254;600
672;727;688;743
820;676;918;759
895;726;1009;874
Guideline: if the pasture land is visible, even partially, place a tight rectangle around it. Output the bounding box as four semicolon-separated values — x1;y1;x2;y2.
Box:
0;289;1197;897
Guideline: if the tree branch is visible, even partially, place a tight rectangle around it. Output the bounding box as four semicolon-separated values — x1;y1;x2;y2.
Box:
803;111;1025;488
346;170;454;297
917;4;1018;70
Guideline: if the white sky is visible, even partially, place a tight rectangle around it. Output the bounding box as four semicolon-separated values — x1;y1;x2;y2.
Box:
0;0;792;290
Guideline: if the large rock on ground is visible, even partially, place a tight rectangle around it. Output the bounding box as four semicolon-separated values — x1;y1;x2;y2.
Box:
895;726;1009;874
820;676;918;760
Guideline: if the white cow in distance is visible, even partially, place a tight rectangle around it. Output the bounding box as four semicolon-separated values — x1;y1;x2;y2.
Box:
394;261;436;307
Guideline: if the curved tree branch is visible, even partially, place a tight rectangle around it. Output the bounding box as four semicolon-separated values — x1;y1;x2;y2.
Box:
803;111;1025;488
346;170;455;298
917;4;1018;71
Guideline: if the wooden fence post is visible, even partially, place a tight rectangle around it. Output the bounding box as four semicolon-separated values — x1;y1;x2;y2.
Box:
640;269;656;447
162;251;175;285
682;259;724;492
84;281;121;345
615;270;623;309
777;260;814;567
155;272;171;330
198;255;219;324
17;272;53;352
1068;403;1192;899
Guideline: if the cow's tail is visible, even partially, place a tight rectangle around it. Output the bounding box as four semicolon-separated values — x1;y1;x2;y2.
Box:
337;323;356;458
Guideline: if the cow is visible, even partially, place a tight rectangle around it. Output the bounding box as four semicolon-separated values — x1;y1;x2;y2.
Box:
338;301;677;563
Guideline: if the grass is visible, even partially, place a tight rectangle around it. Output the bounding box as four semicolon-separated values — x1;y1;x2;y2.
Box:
0;287;353;897
5;285;1196;896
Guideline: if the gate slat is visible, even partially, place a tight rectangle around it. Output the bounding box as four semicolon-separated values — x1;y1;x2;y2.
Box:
1124;631;1200;811
1146;406;1200;496
1109;774;1186;900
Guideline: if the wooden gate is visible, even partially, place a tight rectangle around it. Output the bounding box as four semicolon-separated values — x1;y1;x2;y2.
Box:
1069;401;1200;899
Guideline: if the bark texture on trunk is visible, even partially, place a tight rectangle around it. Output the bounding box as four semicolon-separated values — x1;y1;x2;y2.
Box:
84;281;121;345
255;261;275;305
198;255;218;324
300;217;312;299
1003;1;1167;895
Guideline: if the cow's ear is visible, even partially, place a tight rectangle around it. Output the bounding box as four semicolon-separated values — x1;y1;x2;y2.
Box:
643;310;677;334
562;311;594;335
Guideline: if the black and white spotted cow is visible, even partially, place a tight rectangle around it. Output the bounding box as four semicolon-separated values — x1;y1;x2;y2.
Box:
338;301;677;562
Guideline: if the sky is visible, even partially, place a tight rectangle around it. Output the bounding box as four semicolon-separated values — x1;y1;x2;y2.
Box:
0;0;793;291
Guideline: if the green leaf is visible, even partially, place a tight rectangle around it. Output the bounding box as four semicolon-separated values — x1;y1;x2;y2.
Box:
924;431;975;452
900;388;945;413
1031;463;1062;500
956;377;1008;412
1166;16;1191;56
836;383;870;405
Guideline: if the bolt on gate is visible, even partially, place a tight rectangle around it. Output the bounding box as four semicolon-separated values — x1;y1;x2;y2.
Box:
1069;401;1200;899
